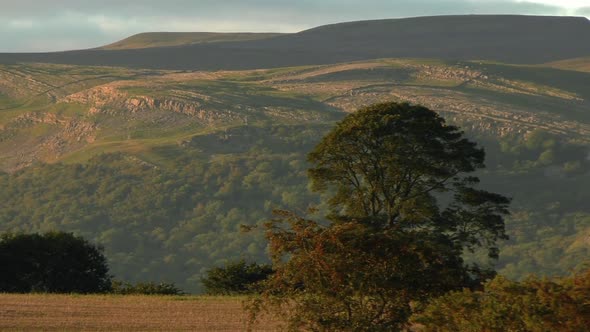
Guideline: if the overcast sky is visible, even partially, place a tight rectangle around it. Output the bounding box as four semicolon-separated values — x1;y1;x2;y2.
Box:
1;0;589;52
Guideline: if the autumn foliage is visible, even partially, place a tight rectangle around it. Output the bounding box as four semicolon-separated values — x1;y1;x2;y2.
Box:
414;269;590;331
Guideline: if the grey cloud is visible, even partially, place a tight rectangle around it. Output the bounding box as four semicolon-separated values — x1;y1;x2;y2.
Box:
0;0;563;17
0;15;114;52
0;0;565;21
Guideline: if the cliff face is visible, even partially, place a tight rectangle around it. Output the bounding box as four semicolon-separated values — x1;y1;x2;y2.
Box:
67;89;242;124
0;59;588;171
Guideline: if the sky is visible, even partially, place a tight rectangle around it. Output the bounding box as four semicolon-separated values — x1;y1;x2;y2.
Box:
0;0;589;52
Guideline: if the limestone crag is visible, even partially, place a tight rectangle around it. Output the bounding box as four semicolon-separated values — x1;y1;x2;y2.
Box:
64;85;240;123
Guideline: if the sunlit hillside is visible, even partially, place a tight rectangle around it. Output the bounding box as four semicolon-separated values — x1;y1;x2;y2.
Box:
1;58;589;292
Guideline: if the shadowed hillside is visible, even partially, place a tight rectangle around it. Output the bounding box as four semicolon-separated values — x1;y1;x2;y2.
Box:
1;15;589;70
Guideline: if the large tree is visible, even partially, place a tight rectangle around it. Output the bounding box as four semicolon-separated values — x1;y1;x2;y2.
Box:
248;102;510;331
307;102;509;258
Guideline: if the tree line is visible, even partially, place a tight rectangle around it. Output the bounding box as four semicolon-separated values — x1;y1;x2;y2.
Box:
0;232;182;295
0;117;588;293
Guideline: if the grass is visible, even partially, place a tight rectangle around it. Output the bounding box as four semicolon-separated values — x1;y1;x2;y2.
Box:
0;59;589;170
543;57;590;73
408;78;464;88
100;32;285;50
0;96;22;110
0;294;282;331
466;62;590;100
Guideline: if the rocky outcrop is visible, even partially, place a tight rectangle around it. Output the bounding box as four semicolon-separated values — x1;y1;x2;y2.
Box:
0;112;98;171
2;60;589;172
0;67;55;98
411;64;484;81
322;85;590;140
64;85;241;123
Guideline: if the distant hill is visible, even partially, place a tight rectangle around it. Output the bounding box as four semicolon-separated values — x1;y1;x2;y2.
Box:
99;32;284;50
1;15;589;70
1;15;590;293
545;57;590;73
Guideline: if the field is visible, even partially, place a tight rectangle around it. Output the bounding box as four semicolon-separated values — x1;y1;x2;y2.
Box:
0;294;281;331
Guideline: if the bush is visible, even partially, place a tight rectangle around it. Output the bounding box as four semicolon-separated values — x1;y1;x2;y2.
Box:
201;260;273;295
110;280;184;295
413;270;590;331
0;232;111;293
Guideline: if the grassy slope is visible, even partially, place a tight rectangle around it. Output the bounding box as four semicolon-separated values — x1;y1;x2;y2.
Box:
0;59;589;290
99;32;285;50
544;57;590;73
1;59;589;170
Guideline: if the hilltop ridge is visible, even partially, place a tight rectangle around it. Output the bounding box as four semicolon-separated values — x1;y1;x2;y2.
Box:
1;15;589;70
99;32;285;50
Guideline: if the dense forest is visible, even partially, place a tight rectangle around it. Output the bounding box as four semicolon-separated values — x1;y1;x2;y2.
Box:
0;123;589;292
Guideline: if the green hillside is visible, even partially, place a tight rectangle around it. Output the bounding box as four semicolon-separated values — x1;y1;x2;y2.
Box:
0;59;589;292
99;32;284;50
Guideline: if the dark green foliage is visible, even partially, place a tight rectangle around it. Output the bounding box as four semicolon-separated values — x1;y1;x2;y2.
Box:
0;122;587;293
308;102;510;261
0;232;111;293
201;260;273;295
250;103;510;331
110;280;184;295
414;270;590;331
470;130;590;279
0;126;323;293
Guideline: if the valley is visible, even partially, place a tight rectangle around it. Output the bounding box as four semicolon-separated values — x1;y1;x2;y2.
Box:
1;15;589;294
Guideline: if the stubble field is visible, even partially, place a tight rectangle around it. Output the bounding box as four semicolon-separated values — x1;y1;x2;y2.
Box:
0;294;282;331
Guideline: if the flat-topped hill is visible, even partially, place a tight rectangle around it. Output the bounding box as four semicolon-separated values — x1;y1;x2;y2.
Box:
1;15;589;70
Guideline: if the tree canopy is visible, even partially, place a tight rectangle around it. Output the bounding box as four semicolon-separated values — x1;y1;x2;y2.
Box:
0;123;587;293
201;260;273;295
414;270;590;331
249;102;511;331
0;232;111;293
308;102;510;259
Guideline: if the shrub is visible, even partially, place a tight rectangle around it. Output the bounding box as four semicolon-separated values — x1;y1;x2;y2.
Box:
110;280;184;295
201;260;273;295
413;270;590;331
